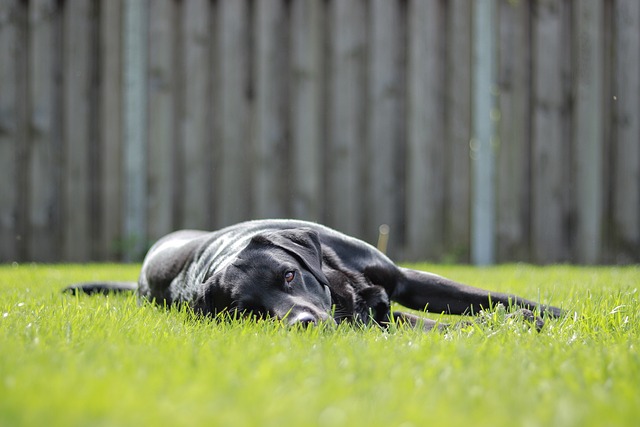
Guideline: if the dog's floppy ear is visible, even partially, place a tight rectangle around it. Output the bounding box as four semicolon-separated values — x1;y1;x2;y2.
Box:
256;228;329;287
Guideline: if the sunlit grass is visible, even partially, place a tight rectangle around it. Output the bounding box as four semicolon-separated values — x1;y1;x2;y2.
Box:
1;263;639;427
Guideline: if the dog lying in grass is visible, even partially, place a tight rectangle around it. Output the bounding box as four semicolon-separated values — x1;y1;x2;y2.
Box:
66;219;563;331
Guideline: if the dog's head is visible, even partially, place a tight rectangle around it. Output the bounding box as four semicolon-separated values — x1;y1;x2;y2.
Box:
199;228;333;326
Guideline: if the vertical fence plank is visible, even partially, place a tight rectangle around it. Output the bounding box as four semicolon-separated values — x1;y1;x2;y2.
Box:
148;0;175;242
327;0;366;237
531;0;568;263
574;0;604;264
29;0;58;261
100;0;123;259
16;1;29;261
62;0;93;261
406;0;445;260
181;0;211;229
209;0;220;229
291;0;322;222
471;0;498;266
366;0;401;248
123;0;148;260
445;0;472;262
218;0;252;226
496;0;531;261
254;0;289;219
612;0;640;262
0;0;20;261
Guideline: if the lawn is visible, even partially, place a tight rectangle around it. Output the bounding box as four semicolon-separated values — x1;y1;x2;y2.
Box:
1;263;638;427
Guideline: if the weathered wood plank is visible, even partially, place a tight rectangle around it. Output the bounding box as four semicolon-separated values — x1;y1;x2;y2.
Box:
147;0;175;242
63;0;94;261
0;0;21;261
209;0;220;229
16;1;29;261
406;0;445;260
445;0;472;262
531;0;569;263
123;0;147;260
612;0;640;262
326;0;366;237
366;0;401;248
254;0;288;219
217;0;252;226
181;0;211;229
291;0;322;222
496;0;531;261
28;0;58;261
471;0;498;266
574;0;604;264
100;0;123;259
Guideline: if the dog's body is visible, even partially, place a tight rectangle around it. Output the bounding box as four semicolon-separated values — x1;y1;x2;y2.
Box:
67;219;563;330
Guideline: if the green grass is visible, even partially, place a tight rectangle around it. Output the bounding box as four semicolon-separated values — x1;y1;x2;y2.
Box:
1;263;639;427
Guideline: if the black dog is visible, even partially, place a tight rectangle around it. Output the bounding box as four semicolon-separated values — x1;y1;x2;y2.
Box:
66;219;563;330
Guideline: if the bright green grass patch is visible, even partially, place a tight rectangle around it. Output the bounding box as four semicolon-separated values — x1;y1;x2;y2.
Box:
1;263;639;427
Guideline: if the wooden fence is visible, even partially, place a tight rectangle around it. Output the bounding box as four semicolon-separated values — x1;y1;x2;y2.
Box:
1;0;638;264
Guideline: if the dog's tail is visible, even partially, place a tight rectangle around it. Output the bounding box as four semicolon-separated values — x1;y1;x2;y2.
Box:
64;282;138;296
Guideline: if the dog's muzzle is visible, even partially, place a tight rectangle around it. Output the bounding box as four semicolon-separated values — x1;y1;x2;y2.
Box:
287;310;333;327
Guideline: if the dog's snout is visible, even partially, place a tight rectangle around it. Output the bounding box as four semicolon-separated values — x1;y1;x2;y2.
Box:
289;312;317;327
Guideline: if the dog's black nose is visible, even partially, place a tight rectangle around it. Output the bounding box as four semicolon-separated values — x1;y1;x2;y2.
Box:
290;312;317;327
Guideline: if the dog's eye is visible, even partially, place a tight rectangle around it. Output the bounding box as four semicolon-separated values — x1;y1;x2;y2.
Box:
284;271;295;283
